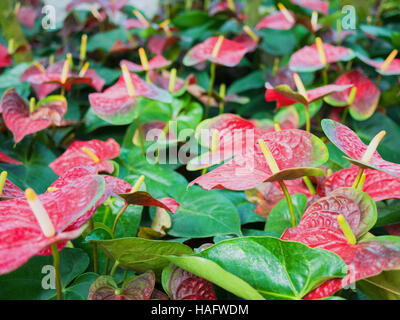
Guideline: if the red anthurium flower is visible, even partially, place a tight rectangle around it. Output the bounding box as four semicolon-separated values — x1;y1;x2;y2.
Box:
189;129;328;190
265;82;352;108
0;44;12;68
255;11;295;30
0;151;22;165
88;71;172;125
24;60;105;99
148;70;196;95
323;167;400;202
358;53;400;76
49;138;120;176
322;119;400;178
20;62;60;99
282;187;400;299
209;0;246;19
148;35;179;56
233;33;258;53
17;5;38;29
289;43;355;72
120;56;171;73
386;224;400;237
324;70;380;121
265;67;296;89
290;0;328;15
125;18;148;29
0;174;105;275
183;36;247;67
1;89;67;143
66;0;128;14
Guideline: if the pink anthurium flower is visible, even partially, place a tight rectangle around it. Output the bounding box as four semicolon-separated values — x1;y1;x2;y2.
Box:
1;179;24;200
49;138;120;176
282;187;400;299
233;33;258;53
0;173;105;275
16;5;38;29
0;44;12;68
21;60;105;99
322;119;400;178
358;51;400;76
322;166;400;202
183;36;247;67
1;89;67;143
120;56;171;73
0;151;22;165
148;35;179;56
209;0;246;20
148;70;196;95
289;43;355;72
324;69;380;121
265;82;352;108
290;0;328;15
189;128;328;190
255;11;295;30
89;70;172;125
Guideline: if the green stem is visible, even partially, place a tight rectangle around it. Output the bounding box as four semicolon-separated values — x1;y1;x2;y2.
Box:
278;181;296;227
304;104;311;132
322;66;328;85
302;177;316;195
352;167;364;189
89;219;98;274
136;117;145;156
110;260;120;277
205;62;216;119
341;107;349;123
51;243;62;300
111;203;129;237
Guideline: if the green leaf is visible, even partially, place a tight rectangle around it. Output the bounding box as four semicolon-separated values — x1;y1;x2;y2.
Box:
172;11;211;29
0;248;89;300
259;29;297;55
165;255;265;300
265;194;307;235
358;270;400;300
169;237;347;300
168;186;242;238
228;70;265;95
87;28;127;52
63;272;99;300
294;100;322;128
376;201;400;227
89;237;193;276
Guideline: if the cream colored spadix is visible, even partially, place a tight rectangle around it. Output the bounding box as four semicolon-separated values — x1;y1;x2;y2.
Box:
277;3;294;23
25;188;55;238
121;64;135;97
81;147;100;163
315;37;327;65
243;25;259;43
257;139;280;174
212;36;224;58
133;9;150;27
337;214;356;245
80;34;88;62
61;59;70;85
130;175;145;193
79;62;90;77
381;49;398;71
293;73;308;100
361;130;386;163
138;48;149;71
0;171;7;197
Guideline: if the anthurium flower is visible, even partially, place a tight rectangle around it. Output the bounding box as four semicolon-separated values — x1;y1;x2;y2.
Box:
0;151;22;165
88;72;172;125
162;264;217;300
189;129;328;190
233;33;258;53
66;0;128;14
209;0;245;19
265;82;352;108
386;224;400;237
0;175;24;200
358;52;400;76
282;187;400;299
0;174;105;275
148;35;179;56
20;62;60;99
251;106;299;132
183;36;248;67
88;271;164;300
255;11;295;30
21;60;105;99
321;119;400;178
0;44;12;68
16;5;38;29
290;0;328;15
1;89;67;143
49;138;120;176
120;56;171;73
148;70;196;95
289;43;355;72
324;70;380;121
323;167;400;202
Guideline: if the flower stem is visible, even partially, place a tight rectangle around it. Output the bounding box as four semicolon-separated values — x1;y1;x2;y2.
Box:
205;62;216;119
279;181;296;227
111;203;129;238
50;243;62;300
110;260;120;278
136;117;145;156
304;104;311;132
89;218;98;274
341;107;349;123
